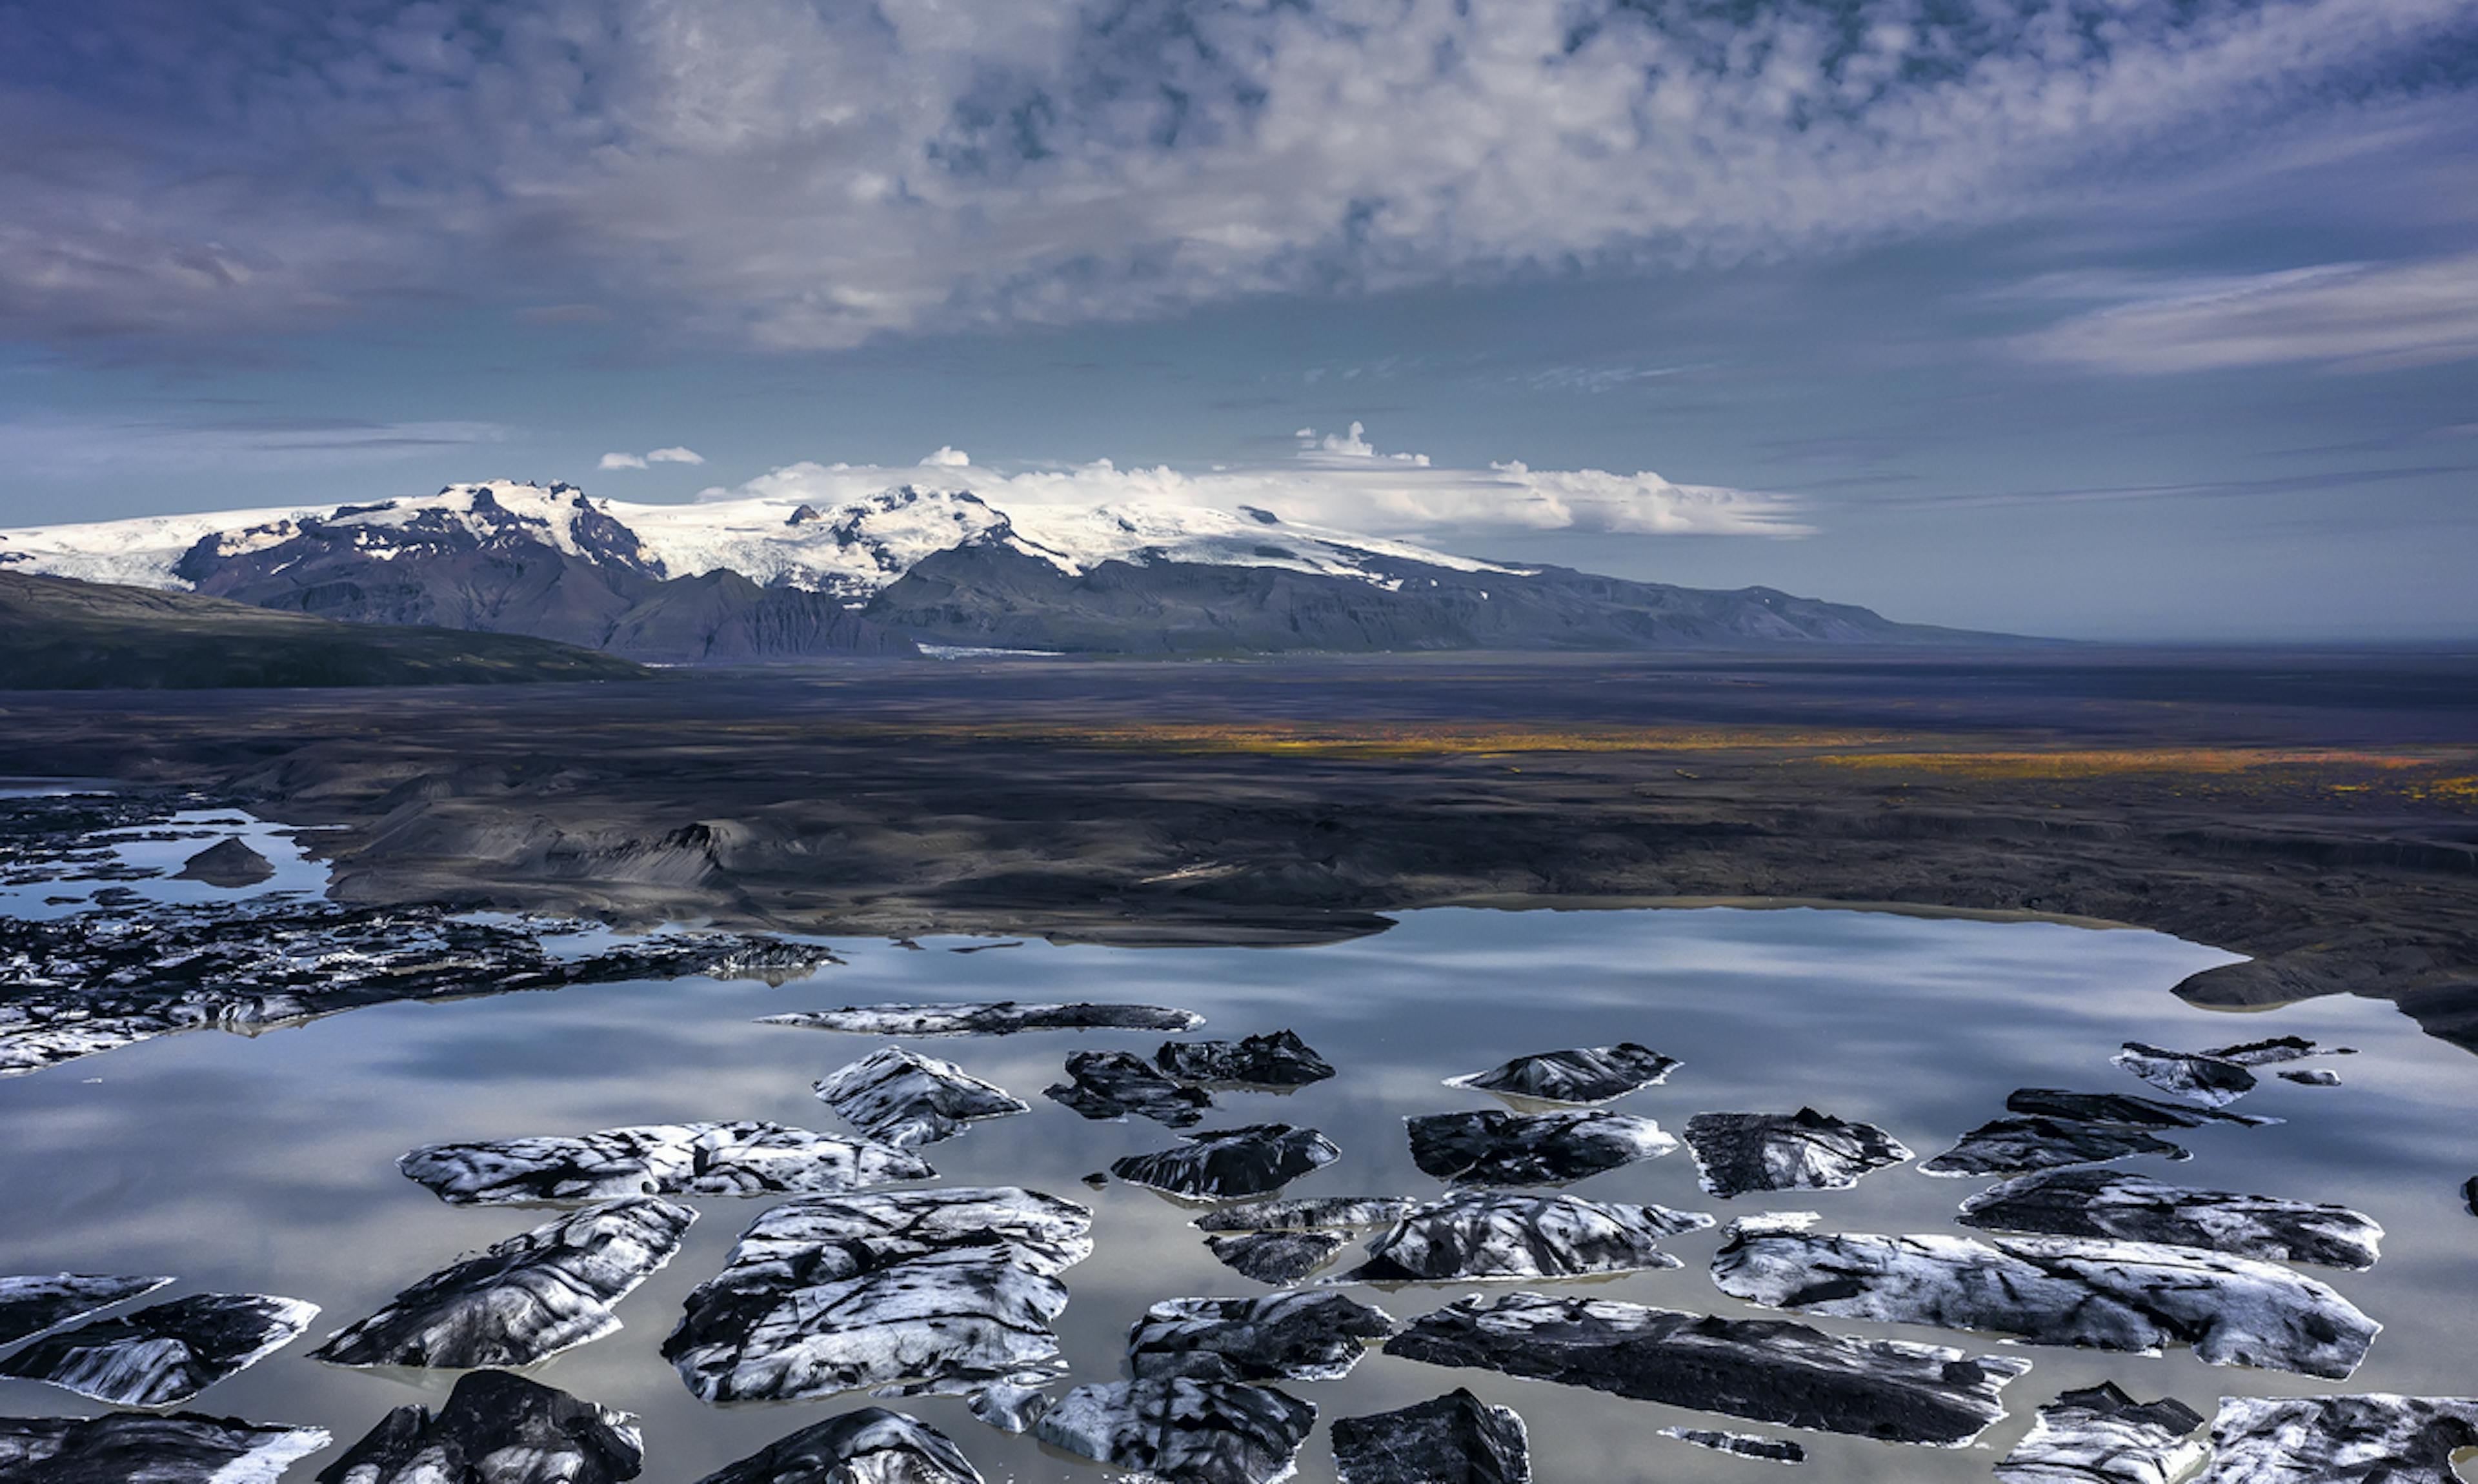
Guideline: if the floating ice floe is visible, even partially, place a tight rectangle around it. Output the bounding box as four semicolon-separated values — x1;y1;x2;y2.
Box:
1331;1389;1531;1484
1992;1382;2208;1484
1659;1427;1806;1465
2193;1394;2478;1483
398;1121;932;1205
1680;1108;1912;1198
689;1407;982;1484
0;898;830;1078
1207;1230;1352;1285
319;1369;643;1484
1343;1190;1711;1283
0;1272;171;1349
1919;1116;2190;1178
312;1198;692;1369
1111;1124;1342;1199
812;1048;1029;1148
1195;1198;1419;1234
2004;1088;2277;1130
1157;1030;1336;1087
2281;1068;2342;1087
1045;1050;1214;1127
1036;1378;1316;1484
1957;1168;2383;1270
1384;1292;2030;1447
2201;1036;2353;1066
0;1412;330;1484
663;1187;1091;1405
0;1292;318;1408
1444;1043;1678;1105
2112;1042;2257;1107
1406;1109;1675;1187
1127;1292;1398;1383
760;1002;1202;1036
1710;1213;2379;1379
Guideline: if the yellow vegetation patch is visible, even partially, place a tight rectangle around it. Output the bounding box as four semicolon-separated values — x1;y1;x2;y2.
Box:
1813;748;2448;779
828;720;1901;758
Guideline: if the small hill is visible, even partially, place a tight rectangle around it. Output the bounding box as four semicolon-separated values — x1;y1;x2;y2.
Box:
0;571;650;689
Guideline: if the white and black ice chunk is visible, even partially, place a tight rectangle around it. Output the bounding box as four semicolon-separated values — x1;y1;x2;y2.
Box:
0;1292;319;1407
2193;1394;2478;1483
1710;1212;2379;1379
1659;1427;1806;1465
317;1369;643;1484
1681;1108;1912;1198
813;1048;1028;1148
2112;1041;2257;1107
1207;1230;1351;1285
1957;1167;2382;1269
1156;1030;1336;1087
1407;1109;1675;1187
1344;1190;1711;1283
1384;1291;2029;1447
1331;1389;1530;1484
0;1272;171;1349
0;1412;330;1484
761;1002;1202;1036
663;1187;1091;1404
1444;1043;1677;1105
1920;1116;2190;1177
2006;1088;2277;1129
690;1407;981;1484
1127;1292;1398;1382
1036;1378;1316;1484
312;1197;692;1369
1194;1197;1417;1233
398;1121;932;1205
1993;1382;2208;1484
1110;1123;1341;1199
1045;1050;1213;1127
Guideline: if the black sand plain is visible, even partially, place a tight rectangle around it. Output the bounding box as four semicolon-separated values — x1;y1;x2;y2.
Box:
3;647;2474;1054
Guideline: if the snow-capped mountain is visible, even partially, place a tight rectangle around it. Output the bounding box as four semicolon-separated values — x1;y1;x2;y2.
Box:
0;479;1990;658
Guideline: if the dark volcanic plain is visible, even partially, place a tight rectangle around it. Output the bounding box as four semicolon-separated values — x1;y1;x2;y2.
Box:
4;648;2475;1055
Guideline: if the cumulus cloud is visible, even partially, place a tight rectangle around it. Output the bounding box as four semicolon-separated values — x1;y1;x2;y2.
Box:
2015;253;2478;373
700;425;1807;537
3;0;2470;348
601;445;705;469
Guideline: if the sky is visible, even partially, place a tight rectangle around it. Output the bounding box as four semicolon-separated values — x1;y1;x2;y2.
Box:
3;0;2475;641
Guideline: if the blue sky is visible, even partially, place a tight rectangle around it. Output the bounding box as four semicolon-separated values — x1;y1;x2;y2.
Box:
3;0;2474;639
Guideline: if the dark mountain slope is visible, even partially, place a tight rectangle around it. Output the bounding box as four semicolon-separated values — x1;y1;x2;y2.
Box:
865;538;1997;654
0;572;649;688
178;489;912;661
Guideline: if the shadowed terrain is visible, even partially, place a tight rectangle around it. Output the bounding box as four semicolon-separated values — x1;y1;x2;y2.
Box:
2;648;2473;1050
0;571;650;688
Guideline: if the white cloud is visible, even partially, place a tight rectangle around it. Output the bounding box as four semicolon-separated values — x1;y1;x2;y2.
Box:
700;424;1807;538
602;445;706;469
3;0;2469;346
2016;252;2478;373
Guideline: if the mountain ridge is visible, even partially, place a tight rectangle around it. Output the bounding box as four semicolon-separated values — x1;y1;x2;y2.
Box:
0;479;2015;659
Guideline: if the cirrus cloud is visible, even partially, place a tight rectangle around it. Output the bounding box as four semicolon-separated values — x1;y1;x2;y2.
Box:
1;0;2470;349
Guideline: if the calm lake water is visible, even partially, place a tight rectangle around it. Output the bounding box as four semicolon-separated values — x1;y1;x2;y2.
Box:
4;850;2475;1481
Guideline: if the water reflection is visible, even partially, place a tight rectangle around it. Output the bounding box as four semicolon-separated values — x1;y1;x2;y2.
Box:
2;905;2473;1481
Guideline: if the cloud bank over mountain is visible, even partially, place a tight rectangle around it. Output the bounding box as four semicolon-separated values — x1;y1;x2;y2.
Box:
709;425;1809;538
8;0;2471;352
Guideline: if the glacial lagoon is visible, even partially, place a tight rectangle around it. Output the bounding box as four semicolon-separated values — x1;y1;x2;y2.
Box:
3;801;2476;1481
